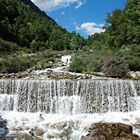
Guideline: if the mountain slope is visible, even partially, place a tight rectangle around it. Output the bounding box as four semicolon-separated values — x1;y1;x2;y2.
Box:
21;0;55;22
0;0;83;54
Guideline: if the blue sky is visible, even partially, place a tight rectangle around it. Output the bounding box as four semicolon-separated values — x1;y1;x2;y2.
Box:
32;0;126;37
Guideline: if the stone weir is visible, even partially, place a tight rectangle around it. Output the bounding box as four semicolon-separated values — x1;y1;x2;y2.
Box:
0;80;140;114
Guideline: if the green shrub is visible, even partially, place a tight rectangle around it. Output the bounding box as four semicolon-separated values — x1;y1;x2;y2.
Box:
30;40;46;52
127;57;140;71
0;38;19;54
0;57;33;73
116;45;140;71
102;57;130;77
69;57;84;73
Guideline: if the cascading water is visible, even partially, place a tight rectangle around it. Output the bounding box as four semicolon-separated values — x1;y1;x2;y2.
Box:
0;79;140;140
0;79;140;114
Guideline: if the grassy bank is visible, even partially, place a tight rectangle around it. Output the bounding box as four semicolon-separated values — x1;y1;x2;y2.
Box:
69;46;140;74
0;49;71;73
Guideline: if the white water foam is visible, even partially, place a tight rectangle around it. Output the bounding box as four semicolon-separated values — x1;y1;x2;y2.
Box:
0;79;140;139
1;80;140;113
1;111;140;140
31;55;71;75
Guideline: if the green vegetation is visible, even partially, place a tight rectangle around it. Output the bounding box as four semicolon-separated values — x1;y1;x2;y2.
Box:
0;0;84;53
69;45;140;75
0;38;19;54
0;0;140;76
70;0;140;76
0;50;70;73
88;0;140;48
69;48;111;73
0;56;32;73
102;57;129;77
0;0;84;73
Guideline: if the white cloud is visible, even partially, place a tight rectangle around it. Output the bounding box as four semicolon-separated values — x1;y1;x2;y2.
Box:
80;22;105;35
75;0;86;9
31;0;86;11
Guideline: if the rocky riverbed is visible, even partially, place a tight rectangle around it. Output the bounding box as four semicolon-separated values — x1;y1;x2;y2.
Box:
0;111;140;140
0;56;140;140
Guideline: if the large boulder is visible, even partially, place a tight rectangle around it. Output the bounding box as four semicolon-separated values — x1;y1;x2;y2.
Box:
81;123;140;140
0;116;9;138
126;71;140;79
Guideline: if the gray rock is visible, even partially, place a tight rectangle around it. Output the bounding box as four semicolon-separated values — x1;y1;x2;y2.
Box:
0;128;9;137
127;71;140;79
81;123;139;140
0;116;9;137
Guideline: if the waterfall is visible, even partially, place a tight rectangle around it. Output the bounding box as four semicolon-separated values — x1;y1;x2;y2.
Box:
0;80;140;114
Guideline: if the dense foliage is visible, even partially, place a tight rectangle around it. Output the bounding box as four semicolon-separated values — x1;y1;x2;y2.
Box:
102;57;129;77
69;45;140;75
0;50;70;73
69;49;105;73
0;0;84;52
74;0;140;75
88;0;140;48
0;38;19;54
0;0;140;75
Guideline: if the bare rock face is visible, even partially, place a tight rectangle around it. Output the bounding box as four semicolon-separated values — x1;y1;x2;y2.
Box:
81;123;140;140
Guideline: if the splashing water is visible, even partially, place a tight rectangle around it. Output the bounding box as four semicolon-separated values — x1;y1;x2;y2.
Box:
0;80;140;113
0;79;140;139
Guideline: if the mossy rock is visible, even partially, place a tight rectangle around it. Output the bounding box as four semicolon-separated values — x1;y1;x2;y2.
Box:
82;123;139;140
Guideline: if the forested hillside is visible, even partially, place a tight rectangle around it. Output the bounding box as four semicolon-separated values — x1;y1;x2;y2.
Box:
0;0;84;54
88;0;140;48
0;0;85;73
70;0;140;75
0;0;140;75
